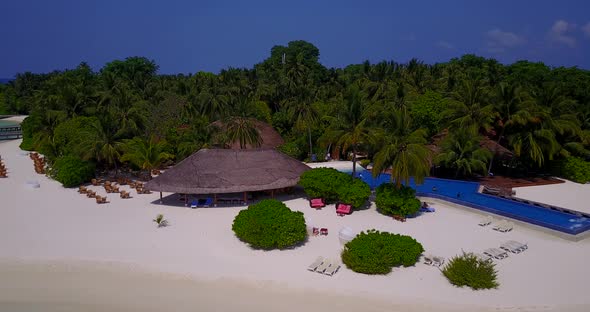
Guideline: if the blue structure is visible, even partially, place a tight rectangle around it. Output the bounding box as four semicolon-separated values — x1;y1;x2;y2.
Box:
351;168;590;236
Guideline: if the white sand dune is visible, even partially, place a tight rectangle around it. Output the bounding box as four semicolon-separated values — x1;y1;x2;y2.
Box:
1;139;590;312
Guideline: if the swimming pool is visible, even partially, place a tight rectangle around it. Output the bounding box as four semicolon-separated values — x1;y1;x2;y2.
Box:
351;168;590;236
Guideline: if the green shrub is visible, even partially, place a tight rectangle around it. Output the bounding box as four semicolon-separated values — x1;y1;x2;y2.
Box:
53;116;99;157
359;159;371;168
338;178;371;208
375;183;421;217
442;252;499;290
561;156;590;184
299;168;370;208
341;230;424;274
277;141;304;160
50;155;96;187
232;199;307;250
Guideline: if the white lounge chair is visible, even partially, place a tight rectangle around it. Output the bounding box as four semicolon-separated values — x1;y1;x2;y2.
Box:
506;240;528;252
307;256;325;272
475;253;493;263
315;258;331;273
323;259;341;276
432;256;445;267
479;216;493;226
493;220;513;232
423;254;433;265
484;248;508;260
500;242;521;253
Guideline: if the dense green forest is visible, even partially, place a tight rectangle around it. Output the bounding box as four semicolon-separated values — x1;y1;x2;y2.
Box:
1;40;590;183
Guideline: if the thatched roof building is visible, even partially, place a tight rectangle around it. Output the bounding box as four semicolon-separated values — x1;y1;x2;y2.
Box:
145;148;310;195
210;119;284;149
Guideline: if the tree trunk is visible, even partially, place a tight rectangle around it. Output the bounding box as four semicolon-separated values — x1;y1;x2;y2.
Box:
487;126;506;175
308;126;313;160
352;145;357;179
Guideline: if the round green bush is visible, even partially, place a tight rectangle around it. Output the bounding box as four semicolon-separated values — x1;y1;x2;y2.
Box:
375;183;421;217
442;252;499;290
299;167;370;209
341;230;424;274
561;156;590;184
232;199;307;250
50;155;96;187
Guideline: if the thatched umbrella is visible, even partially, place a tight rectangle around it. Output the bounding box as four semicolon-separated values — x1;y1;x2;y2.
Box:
145;148;310;205
210;118;284;149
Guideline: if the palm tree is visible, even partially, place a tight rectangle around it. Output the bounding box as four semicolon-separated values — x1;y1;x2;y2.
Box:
435;127;492;178
372;108;431;188
76;117;123;173
283;86;318;158
223;117;262;149
320;84;373;177
445;78;494;132
119;136;174;177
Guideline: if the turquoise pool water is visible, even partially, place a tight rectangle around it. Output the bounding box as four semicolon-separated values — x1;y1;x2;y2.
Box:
0;120;18;127
349;168;590;236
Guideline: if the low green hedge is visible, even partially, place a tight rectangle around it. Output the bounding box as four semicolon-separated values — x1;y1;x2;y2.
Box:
298;167;370;209
341;230;424;274
561;156;590;184
375;183;421;217
50;155;96;187
232;199;307;250
442;252;499;290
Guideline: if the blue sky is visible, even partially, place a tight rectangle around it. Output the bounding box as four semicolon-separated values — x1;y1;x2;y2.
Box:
1;0;589;77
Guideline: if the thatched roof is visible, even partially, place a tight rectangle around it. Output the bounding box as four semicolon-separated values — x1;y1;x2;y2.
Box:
145;148;310;194
210;119;284;149
429;129;513;158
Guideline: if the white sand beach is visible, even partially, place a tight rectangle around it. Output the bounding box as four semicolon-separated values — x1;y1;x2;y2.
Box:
1;138;590;312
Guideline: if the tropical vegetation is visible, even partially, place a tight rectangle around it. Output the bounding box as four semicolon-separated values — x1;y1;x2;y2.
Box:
298;168;370;208
232;199;307;250
375;183;421;217
442;252;499;290
341;230;424;274
3;40;590;185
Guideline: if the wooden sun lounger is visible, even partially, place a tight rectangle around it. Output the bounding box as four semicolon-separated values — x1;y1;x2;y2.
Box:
307;256;325;272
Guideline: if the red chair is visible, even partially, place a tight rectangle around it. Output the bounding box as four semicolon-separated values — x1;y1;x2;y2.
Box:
320;228;328;235
336;203;352;216
309;198;326;209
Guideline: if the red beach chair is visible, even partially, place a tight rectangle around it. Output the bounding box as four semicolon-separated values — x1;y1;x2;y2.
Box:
336;203;352;216
309;198;326;209
320;228;328;235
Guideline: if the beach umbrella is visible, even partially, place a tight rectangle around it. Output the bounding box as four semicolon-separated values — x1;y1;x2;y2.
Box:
339;226;356;245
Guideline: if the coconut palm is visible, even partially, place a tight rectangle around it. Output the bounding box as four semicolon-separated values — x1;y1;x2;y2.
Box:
436;127;492;178
119;136;174;177
372;108;431;187
321;84;373;177
223;117;262;149
76;117;123;172
444;78;494;132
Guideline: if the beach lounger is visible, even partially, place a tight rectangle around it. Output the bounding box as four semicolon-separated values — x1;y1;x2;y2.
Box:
324;259;341;276
479;216;493;226
432;256;445;267
309;198;326;209
484;248;508;260
315;259;331;273
190;200;198;208
423;254;433;265
475;253;493;263
420;206;435;213
307;256;325;272
504;240;528;253
336;203;352;216
198;197;213;207
493;220;513;232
